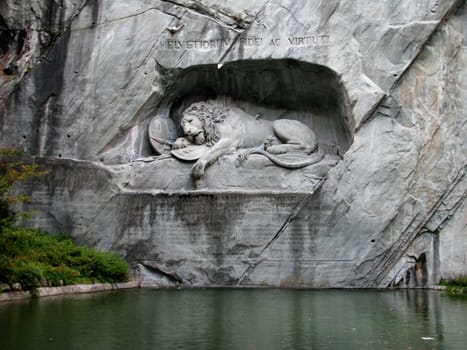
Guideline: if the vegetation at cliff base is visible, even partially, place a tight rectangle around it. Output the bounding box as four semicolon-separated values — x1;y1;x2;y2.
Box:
440;275;467;294
0;148;129;295
0;226;129;293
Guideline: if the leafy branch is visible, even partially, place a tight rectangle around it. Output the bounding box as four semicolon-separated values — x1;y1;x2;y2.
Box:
0;148;49;227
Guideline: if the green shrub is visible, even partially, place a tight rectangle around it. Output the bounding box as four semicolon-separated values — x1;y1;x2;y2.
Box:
8;260;44;291
0;226;129;293
43;264;81;286
440;275;467;287
92;251;129;283
440;275;467;294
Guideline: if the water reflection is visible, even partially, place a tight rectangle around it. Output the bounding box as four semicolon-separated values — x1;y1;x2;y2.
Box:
1;289;466;350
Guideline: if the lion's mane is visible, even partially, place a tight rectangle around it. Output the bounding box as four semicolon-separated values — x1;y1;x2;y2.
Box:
183;101;229;145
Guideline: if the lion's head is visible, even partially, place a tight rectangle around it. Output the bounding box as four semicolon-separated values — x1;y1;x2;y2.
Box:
181;102;229;146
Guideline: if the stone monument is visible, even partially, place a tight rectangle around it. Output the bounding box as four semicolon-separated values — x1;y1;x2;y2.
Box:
0;0;465;288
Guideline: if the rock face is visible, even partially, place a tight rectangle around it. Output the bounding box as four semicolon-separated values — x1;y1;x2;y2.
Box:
1;0;465;287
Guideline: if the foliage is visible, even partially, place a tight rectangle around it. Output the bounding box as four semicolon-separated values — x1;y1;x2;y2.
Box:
440;275;467;294
0;148;129;295
0;148;48;228
0;226;129;294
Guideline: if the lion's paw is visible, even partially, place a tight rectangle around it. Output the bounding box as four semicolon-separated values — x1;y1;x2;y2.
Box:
192;159;207;178
264;145;286;154
172;138;189;150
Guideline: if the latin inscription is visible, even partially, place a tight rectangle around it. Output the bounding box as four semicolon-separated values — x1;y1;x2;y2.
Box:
159;34;329;50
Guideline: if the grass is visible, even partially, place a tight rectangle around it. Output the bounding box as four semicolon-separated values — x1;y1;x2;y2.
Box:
0;226;129;294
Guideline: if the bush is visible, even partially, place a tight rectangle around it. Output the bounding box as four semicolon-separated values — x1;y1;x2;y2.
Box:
43;265;81;286
7;260;44;291
440;275;467;294
92;251;130;283
440;275;467;287
0;226;129;293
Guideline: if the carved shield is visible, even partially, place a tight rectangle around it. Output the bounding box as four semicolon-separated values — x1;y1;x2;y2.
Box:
148;116;177;155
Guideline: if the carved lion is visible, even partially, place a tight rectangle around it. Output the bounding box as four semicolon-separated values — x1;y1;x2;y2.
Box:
172;101;323;178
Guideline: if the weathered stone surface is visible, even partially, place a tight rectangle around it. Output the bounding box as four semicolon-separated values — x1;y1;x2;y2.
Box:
1;0;465;288
0;1;87;96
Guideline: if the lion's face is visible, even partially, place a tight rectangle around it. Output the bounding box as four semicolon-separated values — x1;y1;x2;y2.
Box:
181;113;206;145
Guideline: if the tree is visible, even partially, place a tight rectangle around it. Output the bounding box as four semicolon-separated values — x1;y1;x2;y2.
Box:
0;148;48;228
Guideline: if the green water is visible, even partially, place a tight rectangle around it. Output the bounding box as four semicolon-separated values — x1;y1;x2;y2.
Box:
1;289;466;350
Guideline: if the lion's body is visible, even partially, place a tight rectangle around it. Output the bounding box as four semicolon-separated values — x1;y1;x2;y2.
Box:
172;102;319;178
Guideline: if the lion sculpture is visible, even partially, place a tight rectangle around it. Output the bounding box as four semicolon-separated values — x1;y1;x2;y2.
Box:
171;101;324;178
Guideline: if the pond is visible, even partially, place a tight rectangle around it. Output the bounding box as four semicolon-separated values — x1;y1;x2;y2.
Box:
1;289;466;350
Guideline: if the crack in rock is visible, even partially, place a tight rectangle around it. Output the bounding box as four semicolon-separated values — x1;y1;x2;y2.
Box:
139;262;184;284
71;7;181;32
217;0;272;66
159;0;254;31
368;164;466;287
388;0;463;95
236;179;325;285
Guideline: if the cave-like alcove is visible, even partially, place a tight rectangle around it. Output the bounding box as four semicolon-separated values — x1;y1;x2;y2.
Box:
161;59;352;155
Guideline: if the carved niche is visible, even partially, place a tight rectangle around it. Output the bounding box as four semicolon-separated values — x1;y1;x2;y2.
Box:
147;59;352;192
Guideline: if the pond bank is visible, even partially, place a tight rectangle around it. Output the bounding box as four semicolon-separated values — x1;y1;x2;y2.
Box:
1;282;452;303
0;280;140;302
